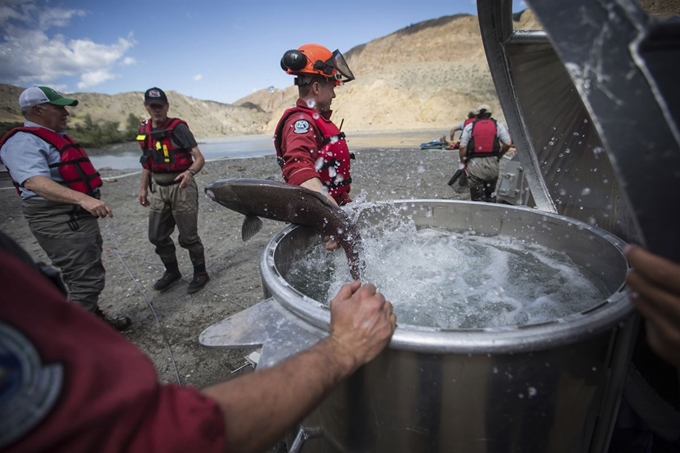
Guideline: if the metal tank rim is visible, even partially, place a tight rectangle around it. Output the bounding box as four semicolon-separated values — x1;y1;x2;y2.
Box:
259;199;635;355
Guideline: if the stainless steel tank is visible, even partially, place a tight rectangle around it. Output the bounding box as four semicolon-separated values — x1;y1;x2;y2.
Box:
200;199;634;453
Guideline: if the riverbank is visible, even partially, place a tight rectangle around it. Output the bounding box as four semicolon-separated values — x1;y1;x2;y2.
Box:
0;147;466;389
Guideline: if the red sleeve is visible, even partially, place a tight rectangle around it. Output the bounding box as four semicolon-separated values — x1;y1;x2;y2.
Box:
279;112;322;186
0;250;226;453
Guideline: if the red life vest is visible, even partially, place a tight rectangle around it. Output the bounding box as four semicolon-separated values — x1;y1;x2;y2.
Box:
464;117;476;127
137;118;193;173
274;106;352;200
0;127;102;196
467;118;500;158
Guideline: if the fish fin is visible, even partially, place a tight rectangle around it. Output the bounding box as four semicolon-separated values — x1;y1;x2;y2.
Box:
242;215;263;242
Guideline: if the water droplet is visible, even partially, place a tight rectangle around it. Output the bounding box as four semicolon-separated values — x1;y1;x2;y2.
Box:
581;188;591;196
315;157;324;171
268;86;275;93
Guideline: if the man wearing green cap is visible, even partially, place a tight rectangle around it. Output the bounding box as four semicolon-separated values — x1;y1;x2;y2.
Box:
0;86;131;331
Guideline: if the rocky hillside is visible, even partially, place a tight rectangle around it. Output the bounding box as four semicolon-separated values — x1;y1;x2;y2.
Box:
0;85;269;138
1;9;545;138
239;10;542;134
238;16;490;134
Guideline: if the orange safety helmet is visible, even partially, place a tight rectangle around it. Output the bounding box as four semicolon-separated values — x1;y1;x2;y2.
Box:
280;43;355;86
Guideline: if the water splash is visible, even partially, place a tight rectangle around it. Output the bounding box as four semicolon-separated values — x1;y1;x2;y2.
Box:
287;203;609;329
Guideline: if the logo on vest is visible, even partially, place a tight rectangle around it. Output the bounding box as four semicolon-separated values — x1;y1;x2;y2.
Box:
294;120;310;134
0;322;63;448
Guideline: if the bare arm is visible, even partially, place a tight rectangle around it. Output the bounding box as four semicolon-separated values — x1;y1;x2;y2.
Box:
203;282;396;453
499;142;512;157
450;123;463;141
174;146;206;189
497;124;512;158
138;169;151;207
300;177;338;206
459;146;467;164
625;245;680;367
300;177;340;249
24;175;113;218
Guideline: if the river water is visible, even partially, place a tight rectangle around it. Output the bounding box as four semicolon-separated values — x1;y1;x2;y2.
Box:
88;129;447;170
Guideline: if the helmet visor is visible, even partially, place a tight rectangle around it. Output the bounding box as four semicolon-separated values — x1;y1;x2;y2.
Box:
326;50;355;84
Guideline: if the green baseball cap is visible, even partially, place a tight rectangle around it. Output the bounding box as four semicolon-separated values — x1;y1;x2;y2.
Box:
19;86;79;109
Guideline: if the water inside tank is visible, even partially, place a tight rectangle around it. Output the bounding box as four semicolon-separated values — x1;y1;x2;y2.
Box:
285;203;610;329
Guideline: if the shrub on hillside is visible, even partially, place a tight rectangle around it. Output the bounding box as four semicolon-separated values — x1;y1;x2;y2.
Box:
0;122;24;138
68;113;141;148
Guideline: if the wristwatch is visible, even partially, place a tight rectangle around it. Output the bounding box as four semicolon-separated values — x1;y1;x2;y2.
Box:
188;169;196;176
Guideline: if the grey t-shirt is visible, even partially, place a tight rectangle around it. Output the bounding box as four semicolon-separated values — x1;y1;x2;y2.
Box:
158;122;198;150
0;121;68;200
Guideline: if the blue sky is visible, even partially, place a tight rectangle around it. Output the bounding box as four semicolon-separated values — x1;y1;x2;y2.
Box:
0;0;527;104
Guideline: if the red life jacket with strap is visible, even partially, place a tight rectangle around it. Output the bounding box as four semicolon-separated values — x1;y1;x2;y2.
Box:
274;106;352;200
0;127;102;196
137;118;193;173
466;118;500;159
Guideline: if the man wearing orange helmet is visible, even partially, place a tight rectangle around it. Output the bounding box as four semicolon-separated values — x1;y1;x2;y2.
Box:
275;43;356;206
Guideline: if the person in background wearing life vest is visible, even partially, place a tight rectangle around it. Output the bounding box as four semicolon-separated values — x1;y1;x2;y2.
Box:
274;43;356;207
459;104;513;203
450;110;476;142
0;86;131;331
137;87;209;294
445;110;477;186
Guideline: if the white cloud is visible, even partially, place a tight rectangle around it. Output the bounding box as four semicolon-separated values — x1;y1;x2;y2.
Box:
193;74;203;81
78;70;115;89
50;84;69;93
38;7;87;28
122;57;136;66
0;0;34;25
0;1;135;90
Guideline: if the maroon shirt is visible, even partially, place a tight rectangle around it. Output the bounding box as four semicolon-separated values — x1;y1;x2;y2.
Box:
0;250;225;453
277;99;351;205
278;99;328;187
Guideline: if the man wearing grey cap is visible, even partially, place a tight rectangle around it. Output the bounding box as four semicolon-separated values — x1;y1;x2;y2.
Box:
0;86;131;331
459;104;512;203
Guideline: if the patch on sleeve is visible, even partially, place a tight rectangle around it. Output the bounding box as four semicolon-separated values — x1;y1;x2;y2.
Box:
0;322;63;448
293;120;310;134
